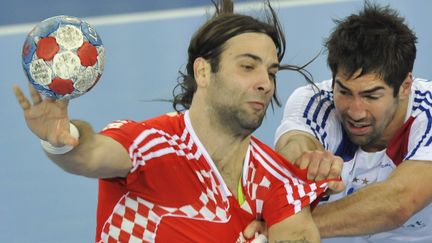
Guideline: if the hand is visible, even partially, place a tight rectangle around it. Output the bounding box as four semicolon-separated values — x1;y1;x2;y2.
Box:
294;150;345;193
243;220;268;241
13;84;78;147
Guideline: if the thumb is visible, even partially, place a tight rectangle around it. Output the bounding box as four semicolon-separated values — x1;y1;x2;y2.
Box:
326;180;346;194
59;132;79;147
57;123;80;147
243;220;266;239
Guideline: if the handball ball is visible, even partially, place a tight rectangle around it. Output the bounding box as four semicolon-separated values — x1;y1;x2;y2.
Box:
22;15;104;100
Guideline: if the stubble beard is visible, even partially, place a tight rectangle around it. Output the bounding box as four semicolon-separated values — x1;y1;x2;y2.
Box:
213;104;266;137
344;120;379;146
341;101;399;150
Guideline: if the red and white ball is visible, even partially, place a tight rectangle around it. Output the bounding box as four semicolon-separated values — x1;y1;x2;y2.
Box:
22;15;104;99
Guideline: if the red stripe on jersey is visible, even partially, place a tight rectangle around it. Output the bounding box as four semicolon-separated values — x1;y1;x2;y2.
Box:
386;116;415;166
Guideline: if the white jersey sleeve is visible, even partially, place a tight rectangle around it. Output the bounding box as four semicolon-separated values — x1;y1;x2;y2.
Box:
405;80;432;162
275;79;344;153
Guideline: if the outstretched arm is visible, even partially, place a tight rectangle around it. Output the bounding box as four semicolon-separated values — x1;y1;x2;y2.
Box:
313;159;432;237
13;84;131;178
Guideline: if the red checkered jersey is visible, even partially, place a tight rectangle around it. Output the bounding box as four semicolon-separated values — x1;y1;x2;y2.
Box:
96;111;328;242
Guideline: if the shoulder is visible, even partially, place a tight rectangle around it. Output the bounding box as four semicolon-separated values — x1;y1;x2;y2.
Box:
101;112;184;133
411;79;432;116
99;112;186;152
144;112;185;132
288;79;334;110
289;79;333;99
281;79;335;121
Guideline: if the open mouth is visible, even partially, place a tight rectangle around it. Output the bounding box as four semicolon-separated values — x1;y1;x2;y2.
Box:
346;120;371;136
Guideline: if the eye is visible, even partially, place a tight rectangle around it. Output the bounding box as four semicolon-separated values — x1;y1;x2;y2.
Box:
339;89;350;95
268;72;276;81
364;95;379;100
241;64;254;71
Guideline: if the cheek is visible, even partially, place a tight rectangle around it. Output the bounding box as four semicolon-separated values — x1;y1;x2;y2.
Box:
368;100;397;124
375;102;394;115
333;96;347;113
270;82;276;94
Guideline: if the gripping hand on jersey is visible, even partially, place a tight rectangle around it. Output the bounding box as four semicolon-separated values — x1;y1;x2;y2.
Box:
294;150;345;193
13;84;78;148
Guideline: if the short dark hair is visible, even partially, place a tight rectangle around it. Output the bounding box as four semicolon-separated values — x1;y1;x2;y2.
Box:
172;0;286;112
326;1;417;96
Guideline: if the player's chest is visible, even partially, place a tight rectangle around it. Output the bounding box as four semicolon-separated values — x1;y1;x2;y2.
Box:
326;150;396;202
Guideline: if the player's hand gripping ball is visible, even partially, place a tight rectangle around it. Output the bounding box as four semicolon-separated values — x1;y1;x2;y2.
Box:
22;15;104;99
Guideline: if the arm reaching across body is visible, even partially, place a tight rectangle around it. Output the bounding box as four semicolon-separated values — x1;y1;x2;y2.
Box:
276;129;432;237
311;159;432;237
276;131;344;192
13;84;132;178
270;75;432;238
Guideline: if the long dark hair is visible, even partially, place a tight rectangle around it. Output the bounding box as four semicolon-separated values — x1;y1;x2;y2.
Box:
172;0;286;112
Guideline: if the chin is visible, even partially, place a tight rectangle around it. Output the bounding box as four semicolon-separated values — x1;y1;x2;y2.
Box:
347;133;374;146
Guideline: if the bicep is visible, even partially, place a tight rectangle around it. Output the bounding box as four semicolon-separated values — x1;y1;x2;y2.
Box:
268;206;320;243
87;134;132;178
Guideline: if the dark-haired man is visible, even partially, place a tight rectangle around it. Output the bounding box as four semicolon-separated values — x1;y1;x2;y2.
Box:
274;2;432;242
13;0;333;242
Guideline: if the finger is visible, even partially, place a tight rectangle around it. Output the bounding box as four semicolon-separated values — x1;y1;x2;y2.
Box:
290;154;301;167
243;220;266;239
296;152;312;169
306;159;320;180
328;156;344;179
13;85;32;111
315;157;332;181
28;83;43;105
327;180;346;193
58;126;79;147
58;98;69;108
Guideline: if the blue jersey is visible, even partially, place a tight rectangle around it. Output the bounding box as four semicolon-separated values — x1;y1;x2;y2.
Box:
276;78;432;243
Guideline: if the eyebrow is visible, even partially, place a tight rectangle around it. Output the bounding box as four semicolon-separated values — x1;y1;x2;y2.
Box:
335;80;386;95
236;53;280;69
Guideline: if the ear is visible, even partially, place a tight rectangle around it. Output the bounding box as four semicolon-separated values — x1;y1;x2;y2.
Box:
193;57;211;87
398;72;413;99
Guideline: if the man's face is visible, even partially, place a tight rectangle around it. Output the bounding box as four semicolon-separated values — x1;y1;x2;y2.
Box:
333;69;401;151
205;32;279;135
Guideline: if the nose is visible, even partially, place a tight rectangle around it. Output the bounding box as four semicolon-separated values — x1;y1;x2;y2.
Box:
255;68;273;93
346;97;367;121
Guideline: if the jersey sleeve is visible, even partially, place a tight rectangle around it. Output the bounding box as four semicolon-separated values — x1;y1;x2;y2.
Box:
274;80;342;152
406;112;432;161
261;157;329;227
249;142;331;227
99;119;150;184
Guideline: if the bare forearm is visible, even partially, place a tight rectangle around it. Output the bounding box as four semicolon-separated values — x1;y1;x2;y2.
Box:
45;120;131;178
276;131;324;162
45;120;99;176
313;181;411;237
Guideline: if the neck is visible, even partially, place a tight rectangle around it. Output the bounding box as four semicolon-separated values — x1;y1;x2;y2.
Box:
188;105;250;170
